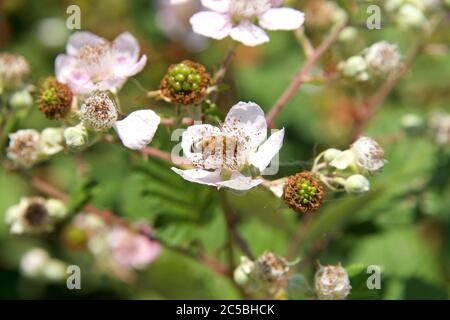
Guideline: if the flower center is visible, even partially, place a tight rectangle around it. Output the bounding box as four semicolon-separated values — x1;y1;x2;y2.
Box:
77;43;112;80
229;0;271;19
168;62;202;93
24;203;48;226
191;134;248;171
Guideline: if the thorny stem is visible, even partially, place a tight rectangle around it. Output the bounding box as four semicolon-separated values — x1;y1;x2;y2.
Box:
219;190;255;261
211;42;238;102
265;22;347;127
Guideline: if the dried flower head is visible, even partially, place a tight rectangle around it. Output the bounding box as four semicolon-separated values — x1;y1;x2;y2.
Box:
314;263;351;300
5;197;52;234
5;197;68;234
364;41;401;76
7;129;41;168
350;136;386;174
283;171;324;214
37;77;73;120
0;52;30;90
255;251;289;282
160;60;210;105
80;91;118;131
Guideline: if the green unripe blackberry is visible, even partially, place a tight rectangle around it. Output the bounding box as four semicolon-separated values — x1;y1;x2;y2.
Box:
160;60;211;105
283;171;324;214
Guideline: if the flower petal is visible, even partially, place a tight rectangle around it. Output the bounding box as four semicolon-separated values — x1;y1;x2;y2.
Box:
113;32;140;62
229;20;269;47
190;11;232;40
223;101;267;150
258;8;305;30
171;168;222;187
66;31;106;56
216;172;263;191
114;110;160;150
249;128;284;172
113;55;147;78
329;149;355;170
201;0;229;13
181;124;222;166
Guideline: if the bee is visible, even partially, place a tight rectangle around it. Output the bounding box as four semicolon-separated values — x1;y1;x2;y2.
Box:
190;134;241;170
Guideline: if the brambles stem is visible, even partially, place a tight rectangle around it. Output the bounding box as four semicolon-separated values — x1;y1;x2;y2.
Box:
265;22;347;127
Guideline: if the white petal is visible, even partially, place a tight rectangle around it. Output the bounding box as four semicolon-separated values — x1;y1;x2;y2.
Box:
329;150;356;170
249;128;284;172
216;172;263;191
181;124;222;164
190;11;232;40
66;31;106;56
171;168;222;187
113;32;140;62
258;8;305;30
114;110;160;150
201;0;229;13
55;54;77;83
223;101;267;150
113;55;147;78
229;20;269;47
96;76;127;93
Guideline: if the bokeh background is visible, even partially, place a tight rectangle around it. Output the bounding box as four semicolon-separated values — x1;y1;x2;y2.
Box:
0;0;449;299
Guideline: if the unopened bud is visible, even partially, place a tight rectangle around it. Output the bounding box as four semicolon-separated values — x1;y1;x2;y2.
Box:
344;174;370;195
401;113;425;135
39;127;64;156
9;89;33;110
233;256;255;286
396;4;426;30
45;198;67;220
64;124;89;149
323;148;342;163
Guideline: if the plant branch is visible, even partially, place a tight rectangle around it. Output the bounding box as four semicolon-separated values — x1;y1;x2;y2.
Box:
265;22;347;127
219;190;255;260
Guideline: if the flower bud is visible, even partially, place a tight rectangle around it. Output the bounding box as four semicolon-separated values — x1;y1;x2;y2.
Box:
344;174;370;195
7;129;41;168
255;251;289;282
160;60;211;105
338;55;369;82
80;91;118;131
39;127;64;156
323;148;342;163
37;77;73;120
64;123;89;149
233;256;255;286
283;171;324;214
396;4;426;30
45;198;67;220
428;112;450;145
9;89;33;110
314;264;351;300
338;26;358;43
401;113;425;135
42;259;68;282
20;248;50;278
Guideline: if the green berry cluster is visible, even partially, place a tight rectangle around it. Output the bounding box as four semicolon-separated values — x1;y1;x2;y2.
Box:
168;63;202;93
296;178;318;205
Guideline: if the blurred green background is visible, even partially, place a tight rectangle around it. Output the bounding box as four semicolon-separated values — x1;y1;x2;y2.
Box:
0;0;449;299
